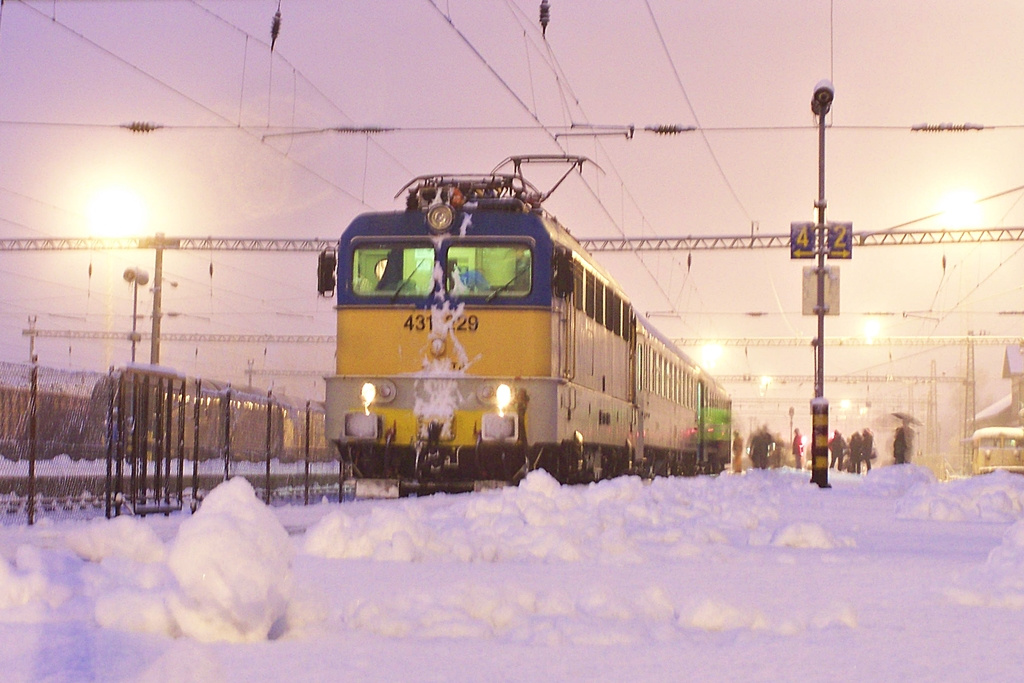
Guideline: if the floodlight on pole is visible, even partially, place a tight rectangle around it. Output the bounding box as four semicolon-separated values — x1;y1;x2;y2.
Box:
123;267;149;363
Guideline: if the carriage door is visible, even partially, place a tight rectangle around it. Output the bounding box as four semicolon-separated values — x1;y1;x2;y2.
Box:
553;249;577;381
696;380;706;468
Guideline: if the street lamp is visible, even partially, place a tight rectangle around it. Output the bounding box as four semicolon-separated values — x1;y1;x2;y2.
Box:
797;79;847;489
123;267;149;363
807;80;834;488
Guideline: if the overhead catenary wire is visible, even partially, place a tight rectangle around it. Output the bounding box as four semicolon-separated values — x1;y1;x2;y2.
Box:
643;0;753;224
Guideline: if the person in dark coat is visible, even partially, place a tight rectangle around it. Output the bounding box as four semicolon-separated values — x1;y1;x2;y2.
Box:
893;425;909;465
861;428;875;472
848;430;863;474
829;431;847;470
750;426;772;470
792;428;804;470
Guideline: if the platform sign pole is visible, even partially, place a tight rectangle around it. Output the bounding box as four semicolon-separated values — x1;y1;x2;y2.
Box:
794;80;851;488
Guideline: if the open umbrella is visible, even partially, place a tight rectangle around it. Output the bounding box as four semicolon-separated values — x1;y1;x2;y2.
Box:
891;411;922;426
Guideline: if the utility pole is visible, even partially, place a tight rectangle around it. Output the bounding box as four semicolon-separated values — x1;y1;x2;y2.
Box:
149;233;168;365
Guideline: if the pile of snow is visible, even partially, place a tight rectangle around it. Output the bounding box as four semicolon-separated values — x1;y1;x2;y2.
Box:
303;470;790;564
895;468;1024;522
72;477;294;642
4;466;1024;680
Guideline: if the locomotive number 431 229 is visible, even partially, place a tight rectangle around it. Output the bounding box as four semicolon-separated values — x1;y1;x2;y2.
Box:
403;313;480;332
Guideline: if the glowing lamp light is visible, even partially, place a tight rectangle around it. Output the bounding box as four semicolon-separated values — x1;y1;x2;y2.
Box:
938;190;982;229
495;383;513;416
87;186;148;237
701;343;723;370
864;319;881;345
360;382;376;415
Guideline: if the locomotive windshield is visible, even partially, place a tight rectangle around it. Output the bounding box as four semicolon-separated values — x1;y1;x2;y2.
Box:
349;239;533;300
351;241;435;297
446;243;532;299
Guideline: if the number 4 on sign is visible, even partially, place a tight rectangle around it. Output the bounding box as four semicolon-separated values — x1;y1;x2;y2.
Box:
790;222;815;259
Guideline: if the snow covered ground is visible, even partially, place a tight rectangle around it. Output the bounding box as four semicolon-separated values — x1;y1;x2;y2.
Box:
2;465;1023;682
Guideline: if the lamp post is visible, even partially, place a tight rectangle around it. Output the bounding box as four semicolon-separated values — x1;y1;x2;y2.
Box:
123;267;149;363
809;80;834;489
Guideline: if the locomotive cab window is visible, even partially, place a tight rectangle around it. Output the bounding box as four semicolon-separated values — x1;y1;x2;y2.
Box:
445;243;532;298
351;241;435;298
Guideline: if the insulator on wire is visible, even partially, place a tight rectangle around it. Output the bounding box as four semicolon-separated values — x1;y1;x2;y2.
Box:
910;122;984;132
539;0;550;37
644;124;696;135
122;121;163;133
271;9;282;51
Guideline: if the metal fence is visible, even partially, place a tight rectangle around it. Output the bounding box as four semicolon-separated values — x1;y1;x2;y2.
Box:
0;362;338;524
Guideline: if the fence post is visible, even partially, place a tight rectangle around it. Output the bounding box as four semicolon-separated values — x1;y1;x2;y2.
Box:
27;362;37;525
265;389;273;505
222;386;232;482
104;368;117;519
304;400;311;506
191;379;201;512
152;376;164;509
114;372;127;516
175;377;186;511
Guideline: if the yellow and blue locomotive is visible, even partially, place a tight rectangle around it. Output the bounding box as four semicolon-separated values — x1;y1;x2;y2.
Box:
322;157;730;494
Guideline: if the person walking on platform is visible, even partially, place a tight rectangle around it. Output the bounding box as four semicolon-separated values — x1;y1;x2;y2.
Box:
829;431;847;471
893;425;909;465
731;431;744;473
792;428;804;470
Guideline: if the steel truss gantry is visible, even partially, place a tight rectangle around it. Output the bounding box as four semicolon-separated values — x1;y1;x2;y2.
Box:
0;236;336;252
673;335;1022;347
579;226;1024;252
22;329;335;344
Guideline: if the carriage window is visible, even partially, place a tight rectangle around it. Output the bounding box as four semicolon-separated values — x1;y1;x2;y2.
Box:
584;271;596;318
446;244;532;298
573;262;584;311
352;242;435;297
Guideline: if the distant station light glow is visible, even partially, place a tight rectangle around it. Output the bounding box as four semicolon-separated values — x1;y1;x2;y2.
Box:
938;190;982;229
701;343;723;369
87;186;148;237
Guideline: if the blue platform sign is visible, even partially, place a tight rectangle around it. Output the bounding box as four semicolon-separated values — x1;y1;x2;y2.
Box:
826;222;853;259
790;222;815;259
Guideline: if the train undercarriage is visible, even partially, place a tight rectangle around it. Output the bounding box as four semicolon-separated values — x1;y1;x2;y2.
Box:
332;436;726;496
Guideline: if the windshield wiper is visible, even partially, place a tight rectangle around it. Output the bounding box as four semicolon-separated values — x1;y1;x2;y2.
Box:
485;263;529;302
390;261;424;303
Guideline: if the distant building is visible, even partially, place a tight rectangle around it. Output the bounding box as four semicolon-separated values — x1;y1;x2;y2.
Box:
976;345;1024;431
1003;344;1023;426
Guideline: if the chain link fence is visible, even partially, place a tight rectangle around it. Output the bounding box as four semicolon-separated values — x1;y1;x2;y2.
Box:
0;362;336;525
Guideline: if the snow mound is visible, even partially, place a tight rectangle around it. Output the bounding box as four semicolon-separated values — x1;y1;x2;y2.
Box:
770;522;850;549
344;583;856;643
66;515;167;564
896;470;1024;522
859;464;936;497
303;470;782;565
0;552;66;617
166;477;295;642
947;516;1024;609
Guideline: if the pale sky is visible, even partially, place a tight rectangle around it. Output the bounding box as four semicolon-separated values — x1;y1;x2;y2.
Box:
1;0;1023;444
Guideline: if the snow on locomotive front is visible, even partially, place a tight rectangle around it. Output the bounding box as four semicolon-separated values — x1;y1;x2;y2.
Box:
324;171;566;494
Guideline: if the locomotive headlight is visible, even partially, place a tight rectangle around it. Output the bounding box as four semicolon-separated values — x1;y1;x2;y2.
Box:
360;382;376;415
495;383;513;417
426;203;454;234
